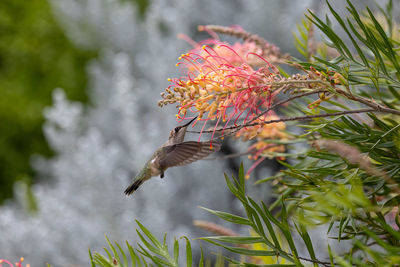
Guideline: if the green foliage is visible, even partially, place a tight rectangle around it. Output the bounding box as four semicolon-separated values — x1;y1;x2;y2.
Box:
199;164;322;267
304;0;400;92
272;0;400;265
0;0;96;203
90;220;225;267
292;19;313;61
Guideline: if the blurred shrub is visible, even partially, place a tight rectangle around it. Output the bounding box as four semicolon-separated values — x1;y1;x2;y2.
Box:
123;0;151;18
0;0;97;203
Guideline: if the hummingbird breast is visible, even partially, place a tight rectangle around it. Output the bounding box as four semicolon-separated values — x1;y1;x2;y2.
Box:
149;157;163;176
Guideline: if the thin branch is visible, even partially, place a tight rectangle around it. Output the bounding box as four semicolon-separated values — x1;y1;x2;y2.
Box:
204;149;254;160
248;89;328;124
187;90;326;138
336;88;400;116
190;108;376;135
297;255;332;267
237;107;375;130
270;79;330;88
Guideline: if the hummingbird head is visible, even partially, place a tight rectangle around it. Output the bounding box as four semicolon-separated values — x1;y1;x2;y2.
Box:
168;116;197;143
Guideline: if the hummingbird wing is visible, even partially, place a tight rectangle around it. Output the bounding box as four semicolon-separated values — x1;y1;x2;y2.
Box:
160;141;221;168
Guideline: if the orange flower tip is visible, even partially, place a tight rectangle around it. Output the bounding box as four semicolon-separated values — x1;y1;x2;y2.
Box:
167;78;172;81
220;137;224;140
175;63;179;67
201;45;207;50
177;33;184;39
20;257;24;262
27;265;31;267
197;25;205;31
245;174;250;180
247;155;252;159
0;260;3;263
210;144;213;149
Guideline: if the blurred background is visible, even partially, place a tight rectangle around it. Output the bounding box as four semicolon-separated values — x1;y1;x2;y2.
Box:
0;0;373;266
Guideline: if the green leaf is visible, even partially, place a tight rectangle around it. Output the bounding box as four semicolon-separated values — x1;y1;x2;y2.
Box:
201;236;264;244
105;235;120;264
201;238;277;257
127;241;141;267
198;245;204;267
294;221;317;267
181;236;192;267
261;201;284;229
173;239;179;265
307;9;352;59
115;242;128;267
388;85;400;100
224;173;247;203
140;255;149;267
327;244;335;267
137;244;165;267
93;254;115;267
89;249;96;267
280;200;299;263
238;162;245;192
136;230;160;255
223;256;295;267
103;246;113;262
376;218;400;240
136;220;162;249
383;195;400;207
199;206;251;226
247;197;281;250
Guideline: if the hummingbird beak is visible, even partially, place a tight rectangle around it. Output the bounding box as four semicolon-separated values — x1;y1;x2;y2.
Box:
181;116;198;128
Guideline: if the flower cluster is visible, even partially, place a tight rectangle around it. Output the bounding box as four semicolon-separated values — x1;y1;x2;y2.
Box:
158;42;281;135
235;113;288;179
196;25;289;66
236;114;287;159
0;258;29;267
305;67;347;109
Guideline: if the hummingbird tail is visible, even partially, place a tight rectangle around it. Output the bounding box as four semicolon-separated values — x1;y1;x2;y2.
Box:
124;179;144;196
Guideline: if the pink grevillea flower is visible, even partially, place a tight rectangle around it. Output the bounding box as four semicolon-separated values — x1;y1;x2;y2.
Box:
195;25;288;66
159;43;281;140
236;114;288;179
0;257;30;267
187;40;270;68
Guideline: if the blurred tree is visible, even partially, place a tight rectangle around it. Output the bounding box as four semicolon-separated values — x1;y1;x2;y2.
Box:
0;0;97;203
122;0;151;18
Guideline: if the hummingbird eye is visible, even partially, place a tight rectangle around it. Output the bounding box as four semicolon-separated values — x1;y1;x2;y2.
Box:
174;127;180;133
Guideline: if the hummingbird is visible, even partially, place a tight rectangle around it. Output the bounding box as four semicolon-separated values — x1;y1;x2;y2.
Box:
124;116;221;195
